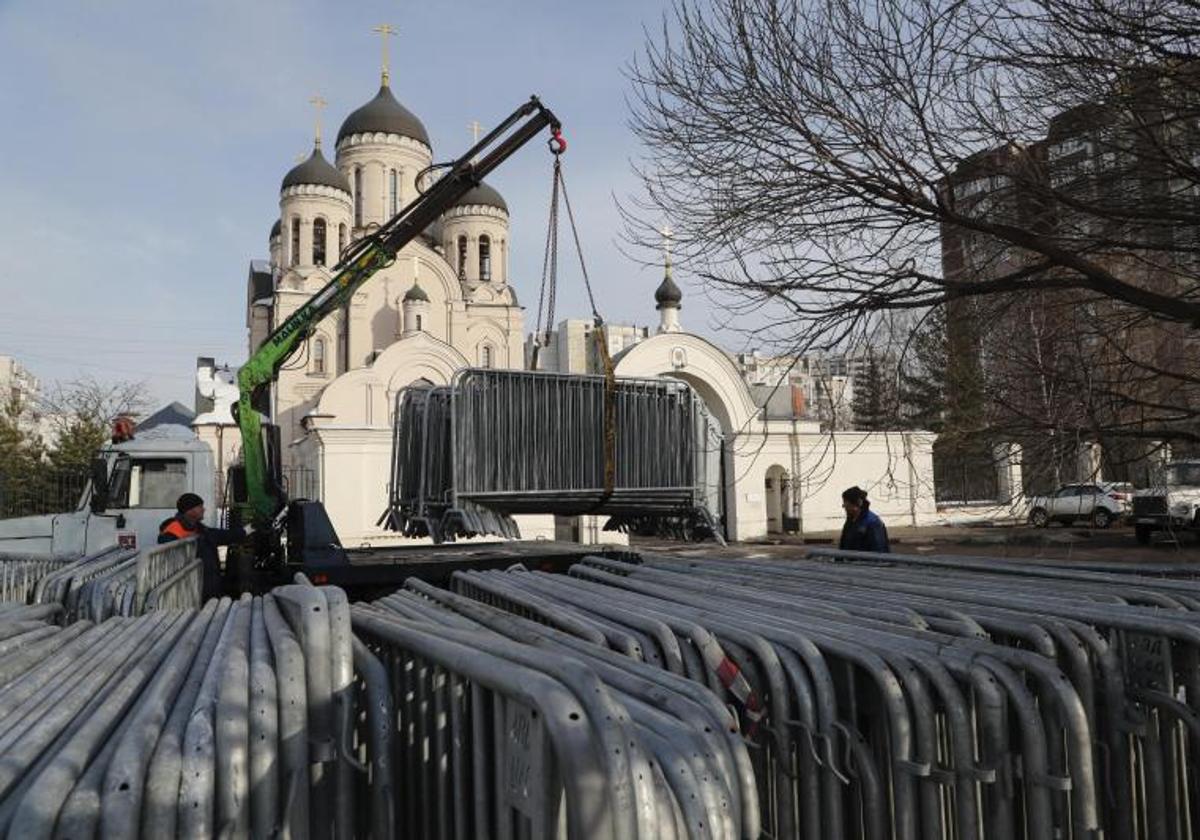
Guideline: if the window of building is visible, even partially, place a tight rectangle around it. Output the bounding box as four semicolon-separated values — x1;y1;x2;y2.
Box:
312;218;326;266
290;218;300;266
457;236;468;280
415;314;422;331
107;457;189;509
479;235;492;282
481;344;494;368
313;337;327;375
389;169;398;216
338;223;347;258
354;167;364;226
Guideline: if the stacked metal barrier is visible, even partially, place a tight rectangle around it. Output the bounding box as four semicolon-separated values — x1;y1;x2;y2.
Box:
353;588;756;839
0;580;392;840
1;541;203;622
388;552;1200;840
380;368;724;543
0;553;76;603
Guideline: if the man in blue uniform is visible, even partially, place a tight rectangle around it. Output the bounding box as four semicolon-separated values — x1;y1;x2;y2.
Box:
838;486;890;553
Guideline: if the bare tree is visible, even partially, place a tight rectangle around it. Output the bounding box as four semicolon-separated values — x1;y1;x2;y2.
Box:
40;377;149;474
626;0;1200;447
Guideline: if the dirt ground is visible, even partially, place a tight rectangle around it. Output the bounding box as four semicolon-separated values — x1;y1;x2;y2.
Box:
633;521;1200;564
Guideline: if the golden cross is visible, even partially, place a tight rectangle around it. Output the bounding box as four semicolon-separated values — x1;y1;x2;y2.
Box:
372;23;398;84
308;94;327;146
468;120;483;144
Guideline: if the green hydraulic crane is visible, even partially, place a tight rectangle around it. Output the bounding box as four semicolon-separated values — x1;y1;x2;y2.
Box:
234;96;563;532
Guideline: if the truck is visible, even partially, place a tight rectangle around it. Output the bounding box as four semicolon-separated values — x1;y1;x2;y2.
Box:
1131;460;1200;544
0;96;597;594
0;423;218;557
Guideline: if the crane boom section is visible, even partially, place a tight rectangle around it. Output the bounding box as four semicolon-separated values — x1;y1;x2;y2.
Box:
236;96;561;526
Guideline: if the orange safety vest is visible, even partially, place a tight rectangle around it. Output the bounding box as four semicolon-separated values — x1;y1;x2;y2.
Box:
160;519;196;540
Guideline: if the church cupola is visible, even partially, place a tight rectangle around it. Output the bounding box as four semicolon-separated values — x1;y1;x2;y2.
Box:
402;281;431;336
336;28;433;234
440;180;510;290
279;115;353;275
655;227;682;334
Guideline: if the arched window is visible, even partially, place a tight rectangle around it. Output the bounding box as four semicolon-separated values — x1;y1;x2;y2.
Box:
312;218;326;266
290;218;300;267
338;223;347;257
457;236;468;280
313;337;326;375
481;344;494;368
479;235;492;282
389;169;398;216
354;167;364;227
415;314;423;331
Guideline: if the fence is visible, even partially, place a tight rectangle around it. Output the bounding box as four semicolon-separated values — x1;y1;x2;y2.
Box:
381;367;724;543
0;582;390;840
932;445;999;503
0;540;203;622
0;467;89;519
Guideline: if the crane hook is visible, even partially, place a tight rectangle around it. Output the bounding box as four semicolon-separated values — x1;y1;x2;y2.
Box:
548;128;567;155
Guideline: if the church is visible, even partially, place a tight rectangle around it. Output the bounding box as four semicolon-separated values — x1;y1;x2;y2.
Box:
197;47;941;547
237;60;538;542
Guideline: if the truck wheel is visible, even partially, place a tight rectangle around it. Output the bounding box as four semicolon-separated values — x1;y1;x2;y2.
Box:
1092;508;1112;529
1029;508;1049;528
1135;524;1153;545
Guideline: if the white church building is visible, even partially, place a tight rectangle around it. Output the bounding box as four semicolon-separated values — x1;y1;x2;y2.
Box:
195;61;939;546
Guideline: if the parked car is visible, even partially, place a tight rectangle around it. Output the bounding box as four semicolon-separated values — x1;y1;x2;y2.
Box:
1027;483;1127;528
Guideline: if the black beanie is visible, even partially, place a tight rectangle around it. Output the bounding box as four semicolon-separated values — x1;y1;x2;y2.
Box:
176;492;204;513
841;486;868;506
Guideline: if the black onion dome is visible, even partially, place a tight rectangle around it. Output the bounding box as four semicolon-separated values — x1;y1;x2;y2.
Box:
337;83;431;147
403;281;430;303
453;181;507;213
655;274;682;307
270;219;281;239
281;144;351;193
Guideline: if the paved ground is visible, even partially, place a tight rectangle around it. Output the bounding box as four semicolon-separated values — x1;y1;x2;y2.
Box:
634;521;1200;564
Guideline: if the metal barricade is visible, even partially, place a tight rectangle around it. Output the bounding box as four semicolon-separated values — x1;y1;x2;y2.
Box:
381;368;724;543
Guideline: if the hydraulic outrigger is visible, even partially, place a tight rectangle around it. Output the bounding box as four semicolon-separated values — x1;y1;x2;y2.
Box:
231;96;562;566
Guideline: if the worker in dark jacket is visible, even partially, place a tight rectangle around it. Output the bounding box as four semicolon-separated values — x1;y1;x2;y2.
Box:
838;486;890;553
158;492;245;600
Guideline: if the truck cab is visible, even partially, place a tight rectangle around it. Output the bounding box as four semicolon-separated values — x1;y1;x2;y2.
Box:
1132;460;1200;545
0;424;218;557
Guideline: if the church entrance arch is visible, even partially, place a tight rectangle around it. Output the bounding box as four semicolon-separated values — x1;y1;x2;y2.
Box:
614;334;761;541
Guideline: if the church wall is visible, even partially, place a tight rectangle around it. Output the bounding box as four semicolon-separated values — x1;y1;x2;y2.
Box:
728;426;938;538
345;244;459;367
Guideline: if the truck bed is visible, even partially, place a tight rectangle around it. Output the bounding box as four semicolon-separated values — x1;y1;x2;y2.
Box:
304;540;633;597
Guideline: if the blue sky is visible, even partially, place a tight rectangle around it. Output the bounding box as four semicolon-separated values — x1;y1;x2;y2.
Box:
0;0;739;408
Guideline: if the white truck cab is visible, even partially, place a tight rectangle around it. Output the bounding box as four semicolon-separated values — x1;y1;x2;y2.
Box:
0;424;218;557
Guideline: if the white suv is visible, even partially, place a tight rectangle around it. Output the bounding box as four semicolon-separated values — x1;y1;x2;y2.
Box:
1028;483;1127;529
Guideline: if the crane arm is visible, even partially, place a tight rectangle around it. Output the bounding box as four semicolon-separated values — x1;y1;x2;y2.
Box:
236;95;562;527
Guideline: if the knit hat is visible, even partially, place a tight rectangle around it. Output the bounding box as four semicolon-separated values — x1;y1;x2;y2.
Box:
176;492;204;513
841;486;868;506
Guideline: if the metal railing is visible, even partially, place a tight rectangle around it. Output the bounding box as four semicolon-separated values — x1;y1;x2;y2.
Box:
353;589;751;838
0;554;78;603
4;541;203;622
0;579;391;840
381;367;724;543
375;549;1200;840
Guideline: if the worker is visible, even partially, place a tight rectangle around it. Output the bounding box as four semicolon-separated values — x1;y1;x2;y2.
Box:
838;486;890;553
158;493;245;600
